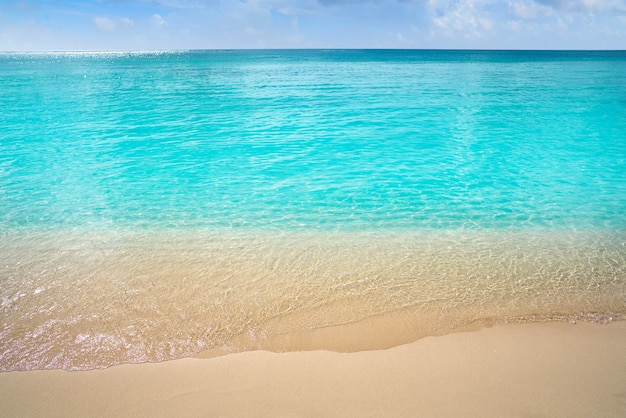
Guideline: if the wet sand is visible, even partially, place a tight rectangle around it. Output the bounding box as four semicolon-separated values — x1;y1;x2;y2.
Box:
1;321;625;417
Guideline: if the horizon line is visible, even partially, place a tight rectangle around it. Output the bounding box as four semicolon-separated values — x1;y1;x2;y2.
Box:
2;47;626;54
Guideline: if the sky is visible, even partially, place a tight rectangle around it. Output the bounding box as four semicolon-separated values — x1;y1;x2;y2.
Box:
1;0;625;51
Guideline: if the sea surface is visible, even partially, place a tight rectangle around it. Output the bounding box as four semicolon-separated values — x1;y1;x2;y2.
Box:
1;49;625;370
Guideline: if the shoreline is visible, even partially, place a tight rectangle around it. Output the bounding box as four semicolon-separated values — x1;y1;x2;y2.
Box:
1;321;625;417
3;228;624;370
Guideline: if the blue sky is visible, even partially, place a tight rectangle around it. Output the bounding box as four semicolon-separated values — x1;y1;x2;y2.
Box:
1;0;625;50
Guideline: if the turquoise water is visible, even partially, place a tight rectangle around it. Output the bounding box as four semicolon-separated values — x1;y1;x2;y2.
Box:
2;50;625;231
1;50;625;370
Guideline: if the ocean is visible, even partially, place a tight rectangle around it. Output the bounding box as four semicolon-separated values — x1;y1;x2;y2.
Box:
1;49;625;370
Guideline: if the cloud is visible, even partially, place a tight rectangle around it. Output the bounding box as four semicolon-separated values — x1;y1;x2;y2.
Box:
93;16;135;32
535;0;626;12
3;0;626;50
120;17;135;27
93;17;117;31
430;0;494;37
509;0;554;19
151;13;166;26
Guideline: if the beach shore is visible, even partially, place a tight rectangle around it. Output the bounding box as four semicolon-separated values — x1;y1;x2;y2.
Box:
1;321;625;417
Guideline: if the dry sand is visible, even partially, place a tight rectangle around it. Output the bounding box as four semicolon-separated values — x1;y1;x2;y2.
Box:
1;321;625;417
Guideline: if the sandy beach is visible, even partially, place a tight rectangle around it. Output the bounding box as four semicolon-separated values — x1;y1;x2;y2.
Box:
1;321;625;417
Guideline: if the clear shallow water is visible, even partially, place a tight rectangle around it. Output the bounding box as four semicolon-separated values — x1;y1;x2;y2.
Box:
1;50;625;370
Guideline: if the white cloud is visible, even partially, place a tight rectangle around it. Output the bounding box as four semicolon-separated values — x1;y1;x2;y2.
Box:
277;5;317;16
536;0;626;12
509;0;554;19
151;13;166;27
120;17;135;28
430;0;494;37
93;16;117;32
3;0;626;50
93;16;135;32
